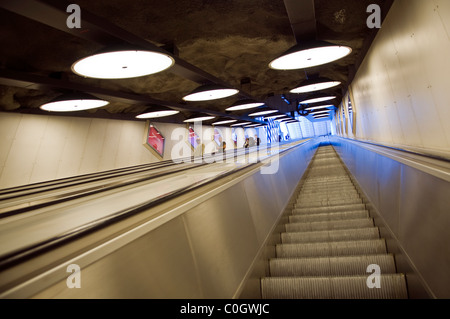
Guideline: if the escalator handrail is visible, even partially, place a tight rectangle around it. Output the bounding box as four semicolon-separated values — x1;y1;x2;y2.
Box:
0;139;314;272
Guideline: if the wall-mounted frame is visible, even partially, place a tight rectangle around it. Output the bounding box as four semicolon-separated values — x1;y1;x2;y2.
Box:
143;121;165;159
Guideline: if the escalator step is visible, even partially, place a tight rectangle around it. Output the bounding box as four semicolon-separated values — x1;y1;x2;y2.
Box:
276;239;387;258
296;198;363;208
269;254;396;277
288;211;369;223
285;218;374;232
281;227;380;244
293;203;366;214
261;275;408;299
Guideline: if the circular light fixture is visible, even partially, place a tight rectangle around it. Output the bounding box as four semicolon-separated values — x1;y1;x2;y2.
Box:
265;114;286;119
269;41;352;70
212;119;238;125
183;84;239;102
230;122;253;127
40;92;109;112
310;111;331;116
304;104;335;111
72;50;174;79
290;77;341;94
300;95;336;104
184;113;216;123
136;105;179;119
226;99;264;111
249;109;278;117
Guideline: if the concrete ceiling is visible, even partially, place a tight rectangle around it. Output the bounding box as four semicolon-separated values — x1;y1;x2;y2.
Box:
0;0;392;124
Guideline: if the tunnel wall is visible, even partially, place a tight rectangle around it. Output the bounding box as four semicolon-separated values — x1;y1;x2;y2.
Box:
332;136;450;299
0;112;254;189
334;0;450;159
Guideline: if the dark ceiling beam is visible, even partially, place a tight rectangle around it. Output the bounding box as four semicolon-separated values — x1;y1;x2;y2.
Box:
283;0;317;42
0;68;265;123
0;0;255;100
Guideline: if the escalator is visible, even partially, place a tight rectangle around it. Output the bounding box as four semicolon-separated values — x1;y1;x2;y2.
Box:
261;144;408;299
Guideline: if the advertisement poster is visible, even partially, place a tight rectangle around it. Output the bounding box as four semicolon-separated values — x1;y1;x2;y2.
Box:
146;123;165;158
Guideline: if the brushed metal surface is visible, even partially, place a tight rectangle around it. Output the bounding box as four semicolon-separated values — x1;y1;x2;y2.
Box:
33;217;202;298
332;136;450;298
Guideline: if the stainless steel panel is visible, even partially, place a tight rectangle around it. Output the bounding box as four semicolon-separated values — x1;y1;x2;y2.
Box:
332;136;450;298
182;183;259;298
398;165;450;298
32;216;202;298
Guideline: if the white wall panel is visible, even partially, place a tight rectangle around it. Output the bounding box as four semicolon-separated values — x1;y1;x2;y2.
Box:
29;116;69;183
0;113;21;177
339;0;450;156
0;114;48;187
78;118;108;175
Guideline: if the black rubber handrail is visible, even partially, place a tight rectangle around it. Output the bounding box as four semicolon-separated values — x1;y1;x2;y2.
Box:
0;139;312;272
0;162;208;219
0;159;178;198
336;136;450;163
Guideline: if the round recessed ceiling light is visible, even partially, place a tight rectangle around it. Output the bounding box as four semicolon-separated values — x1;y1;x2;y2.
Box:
40;93;109;112
184;114;216;123
72;50;175;79
249;109;278;117
136;110;179;119
300;96;336;104
304;104;335;111
230;122;253;127
290;77;341;94
183;84;239;102
226;99;265;111
269;41;352;70
212;119;238;125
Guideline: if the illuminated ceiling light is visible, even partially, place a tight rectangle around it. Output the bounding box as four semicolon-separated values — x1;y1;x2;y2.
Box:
310;110;331;115
314;114;330;119
249;109;278;117
300;95;336;104
244;123;261;128
290;77;341;94
269;41;352;70
72;50;174;79
226;99;264;111
304;104;335;111
136;105;179;119
40;92;109;112
212;119;238;125
183;84;239;102
265;114;286;119
230;122;253;127
183;113;216;123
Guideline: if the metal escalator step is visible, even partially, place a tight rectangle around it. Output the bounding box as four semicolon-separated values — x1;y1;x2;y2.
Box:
293;203;366;214
285;218;374;232
281;227;380;244
261;274;408;299
296;198;363;208
276;239;387;258
297;192;360;200
288;211;369;223
269;254;396;277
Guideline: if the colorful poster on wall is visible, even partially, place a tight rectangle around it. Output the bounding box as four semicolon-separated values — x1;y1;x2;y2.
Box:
213;128;223;147
145;123;165;158
188;126;200;149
